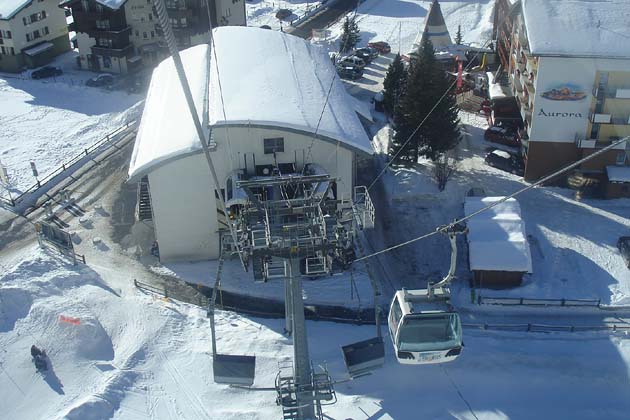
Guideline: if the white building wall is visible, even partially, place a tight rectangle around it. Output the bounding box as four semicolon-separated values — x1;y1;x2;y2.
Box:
5;0;69;51
215;0;246;26
149;153;220;262
149;125;357;262
530;56;630;143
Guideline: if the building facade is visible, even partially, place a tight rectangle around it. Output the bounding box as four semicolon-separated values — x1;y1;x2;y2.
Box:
0;0;71;72
127;28;374;262
493;0;630;197
60;0;245;74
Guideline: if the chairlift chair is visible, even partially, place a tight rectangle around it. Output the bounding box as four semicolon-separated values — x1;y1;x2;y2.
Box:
387;224;467;365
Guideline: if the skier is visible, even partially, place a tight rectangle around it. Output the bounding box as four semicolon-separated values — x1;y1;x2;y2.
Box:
31;345;48;372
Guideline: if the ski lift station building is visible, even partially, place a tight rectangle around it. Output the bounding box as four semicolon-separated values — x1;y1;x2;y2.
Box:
127;27;374;262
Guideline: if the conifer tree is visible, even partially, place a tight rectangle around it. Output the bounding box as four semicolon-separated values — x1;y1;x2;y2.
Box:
455;25;463;45
390;37;461;163
382;53;407;115
339;16;361;53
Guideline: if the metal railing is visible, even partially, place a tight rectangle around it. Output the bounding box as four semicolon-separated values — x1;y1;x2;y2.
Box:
1;120;138;209
477;295;602;307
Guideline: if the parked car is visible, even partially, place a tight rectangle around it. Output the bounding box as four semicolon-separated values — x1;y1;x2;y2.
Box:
618;237;630;269
336;65;363;80
356;47;379;60
86;74;115;87
367;41;391;54
275;8;292;20
338;55;366;69
260;25;272;30
484;126;520;147
484;149;524;176
31;66;62;79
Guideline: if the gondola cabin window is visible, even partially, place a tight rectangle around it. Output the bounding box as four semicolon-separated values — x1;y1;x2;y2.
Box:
264;137;284;154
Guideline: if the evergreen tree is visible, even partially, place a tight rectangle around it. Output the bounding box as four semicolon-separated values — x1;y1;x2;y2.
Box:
455;25;463;45
339;17;361;53
382;53;407;115
390;37;461;163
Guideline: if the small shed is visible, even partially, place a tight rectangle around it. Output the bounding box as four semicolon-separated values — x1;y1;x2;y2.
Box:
464;197;533;288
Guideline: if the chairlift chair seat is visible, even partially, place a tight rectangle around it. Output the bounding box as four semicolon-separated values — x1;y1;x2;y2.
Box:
213;354;256;386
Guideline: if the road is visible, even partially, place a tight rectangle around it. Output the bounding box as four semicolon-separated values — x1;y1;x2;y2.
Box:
287;0;359;39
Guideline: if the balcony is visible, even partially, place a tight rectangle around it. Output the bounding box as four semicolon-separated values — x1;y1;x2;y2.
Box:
91;44;133;58
590;113;630;125
575;133;628;149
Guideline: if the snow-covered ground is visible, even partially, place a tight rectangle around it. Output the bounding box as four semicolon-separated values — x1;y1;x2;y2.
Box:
3;1;630;418
0;61;143;195
325;0;496;53
370;111;630;306
247;0;323;30
3;244;630;420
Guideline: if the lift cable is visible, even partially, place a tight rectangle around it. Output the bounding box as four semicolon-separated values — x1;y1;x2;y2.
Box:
301;16;360;175
366;38;494;193
355;135;630;263
366;5;523;193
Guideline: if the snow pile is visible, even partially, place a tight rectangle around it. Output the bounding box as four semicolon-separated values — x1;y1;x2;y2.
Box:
522;0;630;58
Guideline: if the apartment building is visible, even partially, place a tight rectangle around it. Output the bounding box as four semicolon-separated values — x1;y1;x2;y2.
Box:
0;0;71;72
493;0;630;197
60;0;245;74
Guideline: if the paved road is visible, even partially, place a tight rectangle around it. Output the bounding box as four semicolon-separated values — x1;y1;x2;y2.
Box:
287;0;359;39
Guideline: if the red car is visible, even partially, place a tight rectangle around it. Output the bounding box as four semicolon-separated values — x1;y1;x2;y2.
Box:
484;126;520;147
367;41;391;54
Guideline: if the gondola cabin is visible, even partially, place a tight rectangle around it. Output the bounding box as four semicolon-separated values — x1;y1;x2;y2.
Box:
388;289;463;365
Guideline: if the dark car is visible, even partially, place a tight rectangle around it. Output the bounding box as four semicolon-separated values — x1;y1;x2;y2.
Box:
86;74;115;87
356;47;379;60
484;149;524;176
260;25;272;29
367;41;391;54
618;237;630;269
484;126;520;147
352;49;372;64
275;8;292;20
31;66;62;79
336;65;363;80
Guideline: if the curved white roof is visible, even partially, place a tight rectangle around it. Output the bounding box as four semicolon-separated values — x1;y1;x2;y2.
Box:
128;27;373;181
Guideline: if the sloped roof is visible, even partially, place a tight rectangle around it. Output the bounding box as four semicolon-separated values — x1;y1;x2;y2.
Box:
522;0;630;58
0;0;31;20
128;27;373;181
411;0;452;52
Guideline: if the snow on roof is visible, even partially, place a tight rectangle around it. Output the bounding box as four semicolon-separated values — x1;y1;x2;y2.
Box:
23;42;53;56
207;27;372;151
522;0;630;58
0;0;31;20
129;45;210;181
129;27;373;181
464;197;533;273
607;166;630;183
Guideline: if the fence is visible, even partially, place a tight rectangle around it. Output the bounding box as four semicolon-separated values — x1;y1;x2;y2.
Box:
1;119;138;210
464;322;630;333
477;295;602;308
134;279;209;307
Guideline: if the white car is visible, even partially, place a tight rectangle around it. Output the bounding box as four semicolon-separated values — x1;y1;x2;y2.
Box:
338;55;366;69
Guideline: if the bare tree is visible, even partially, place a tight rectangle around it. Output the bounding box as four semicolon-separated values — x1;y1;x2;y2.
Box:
433;153;458;191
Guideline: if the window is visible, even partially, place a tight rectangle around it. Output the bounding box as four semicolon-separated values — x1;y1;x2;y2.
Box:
97;38;113;47
135;30;139;37
41;10;47;19
150;31;155;38
26;33;31;42
23;17;28;26
33;30;41;39
264;137;284;154
81;0;89;12
103;56;112;68
95;4;104;12
149;13;153;21
10;47;15;55
143;32;148;39
616;153;627;166
96;20;110;30
7;31;11;39
30;13;39;23
44;26;49;35
0;47;5;55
